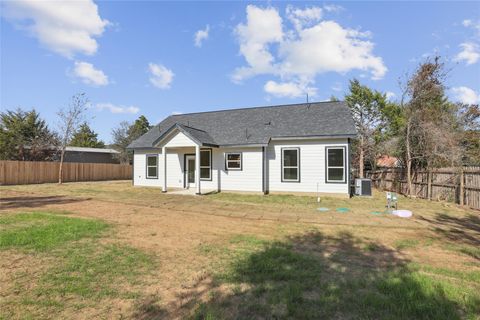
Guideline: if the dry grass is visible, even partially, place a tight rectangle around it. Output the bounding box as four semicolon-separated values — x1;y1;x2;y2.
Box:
0;181;479;319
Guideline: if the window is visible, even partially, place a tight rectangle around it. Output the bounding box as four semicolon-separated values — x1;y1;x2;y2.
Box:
326;147;345;183
146;154;158;179
282;148;300;182
225;153;242;170
200;149;211;180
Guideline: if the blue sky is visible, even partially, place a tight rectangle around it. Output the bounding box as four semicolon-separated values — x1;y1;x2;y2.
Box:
1;1;479;143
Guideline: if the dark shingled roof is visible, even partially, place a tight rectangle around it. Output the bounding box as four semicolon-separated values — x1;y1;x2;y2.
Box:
128;101;357;149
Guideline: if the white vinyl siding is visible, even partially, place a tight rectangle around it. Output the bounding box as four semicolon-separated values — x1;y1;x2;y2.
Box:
165;148;186;188
219;147;262;192
192;148;262;193
133;149;185;188
133;149;162;187
267;139;349;194
133;138;349;195
160;130;198;148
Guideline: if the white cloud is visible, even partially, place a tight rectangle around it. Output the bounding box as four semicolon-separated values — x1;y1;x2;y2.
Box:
286;5;323;31
323;4;344;12
463;19;473;27
451;86;480;104
280;21;386;80
456;19;480;66
3;0;109;58
385;91;396;101
232;5;283;82
194;25;210;47
148;63;174;89
232;5;387;98
96;103;139;114
454;42;480;65
462;19;480;36
72;61;109;86
264;80;316;98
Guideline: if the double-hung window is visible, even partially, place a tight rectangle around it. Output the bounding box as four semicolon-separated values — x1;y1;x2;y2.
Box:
225;153;242;170
326;147;346;183
282;148;300;182
200;149;212;180
146;154;158;179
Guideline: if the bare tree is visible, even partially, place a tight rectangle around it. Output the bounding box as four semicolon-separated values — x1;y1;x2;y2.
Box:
111;121;132;164
57;93;88;184
399;56;460;196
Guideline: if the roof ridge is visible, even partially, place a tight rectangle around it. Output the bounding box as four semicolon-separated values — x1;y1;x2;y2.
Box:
169;100;344;118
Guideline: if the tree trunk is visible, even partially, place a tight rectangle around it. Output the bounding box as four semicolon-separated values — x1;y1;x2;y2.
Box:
359;136;364;178
406;121;413;197
58;148;65;184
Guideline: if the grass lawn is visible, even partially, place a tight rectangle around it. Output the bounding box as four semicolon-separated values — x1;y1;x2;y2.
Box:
0;211;155;319
0;181;479;319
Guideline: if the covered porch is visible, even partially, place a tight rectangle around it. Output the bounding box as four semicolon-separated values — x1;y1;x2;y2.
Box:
157;123;218;195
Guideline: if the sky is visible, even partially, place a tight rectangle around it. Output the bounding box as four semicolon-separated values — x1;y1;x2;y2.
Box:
1;1;479;143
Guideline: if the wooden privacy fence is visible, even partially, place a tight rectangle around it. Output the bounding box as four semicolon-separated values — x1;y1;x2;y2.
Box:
0;161;132;185
366;166;480;210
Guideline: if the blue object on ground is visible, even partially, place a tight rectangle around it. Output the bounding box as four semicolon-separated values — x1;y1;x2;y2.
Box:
336;207;349;213
317;207;330;212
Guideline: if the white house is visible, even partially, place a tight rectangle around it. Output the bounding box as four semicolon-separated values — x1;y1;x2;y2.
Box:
127;101;357;196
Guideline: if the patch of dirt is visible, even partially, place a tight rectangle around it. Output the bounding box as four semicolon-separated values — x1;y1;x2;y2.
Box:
1;187;479;319
0;250;56;319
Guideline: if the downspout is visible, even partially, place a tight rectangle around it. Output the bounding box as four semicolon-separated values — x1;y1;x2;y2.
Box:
262;147;265;194
262;146;268;195
132;149;135;186
348;138;352;197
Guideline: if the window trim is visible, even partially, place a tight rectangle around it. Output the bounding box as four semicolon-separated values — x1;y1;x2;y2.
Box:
200;148;212;181
281;147;300;183
145;154;158;179
325;146;346;184
225;152;242;171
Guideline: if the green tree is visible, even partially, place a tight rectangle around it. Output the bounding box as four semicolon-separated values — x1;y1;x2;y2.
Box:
70;122;105;148
112;115;151;164
0;108;58;161
127;115;151;141
345;79;391;177
457;103;480;165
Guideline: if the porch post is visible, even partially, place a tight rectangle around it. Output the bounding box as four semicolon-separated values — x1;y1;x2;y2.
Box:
195;145;201;195
162;146;167;192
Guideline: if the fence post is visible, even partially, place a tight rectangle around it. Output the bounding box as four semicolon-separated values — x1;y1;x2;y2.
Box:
427;169;432;201
459;168;464;206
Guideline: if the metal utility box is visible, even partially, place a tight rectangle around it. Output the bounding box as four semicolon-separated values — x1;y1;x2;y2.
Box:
355;178;372;196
